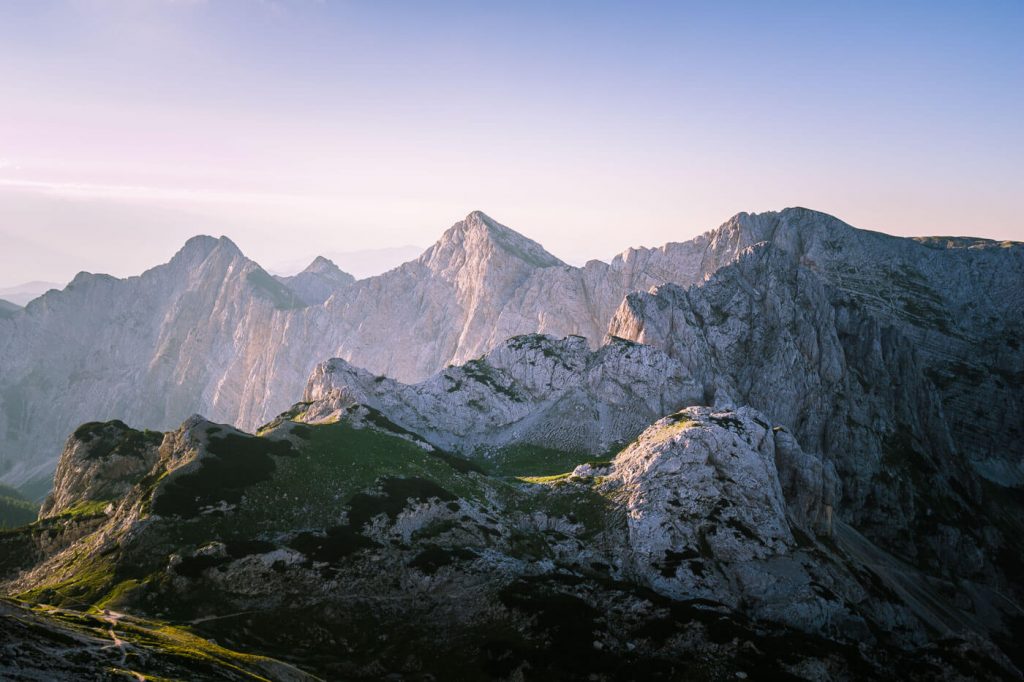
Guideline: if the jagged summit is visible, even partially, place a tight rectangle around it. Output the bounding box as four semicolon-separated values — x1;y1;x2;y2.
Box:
421;211;565;270
67;271;118;287
173;234;242;262
162;235;247;280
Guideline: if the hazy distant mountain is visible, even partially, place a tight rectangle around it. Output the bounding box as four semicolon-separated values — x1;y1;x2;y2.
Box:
273;256;355;305
0;281;63;306
271;245;424;280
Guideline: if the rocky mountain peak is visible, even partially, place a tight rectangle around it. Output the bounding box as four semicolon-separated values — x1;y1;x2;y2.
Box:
171;234;242;264
41;420;163;518
301;255;345;276
421;211;565;274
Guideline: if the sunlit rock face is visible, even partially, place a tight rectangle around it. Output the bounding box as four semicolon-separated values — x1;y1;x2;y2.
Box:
302;333;702;456
609;407;876;636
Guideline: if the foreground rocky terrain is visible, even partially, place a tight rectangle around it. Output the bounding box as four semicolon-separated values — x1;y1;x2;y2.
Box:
2;395;1015;675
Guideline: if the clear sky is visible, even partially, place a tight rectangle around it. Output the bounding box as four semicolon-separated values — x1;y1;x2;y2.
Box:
1;0;1022;285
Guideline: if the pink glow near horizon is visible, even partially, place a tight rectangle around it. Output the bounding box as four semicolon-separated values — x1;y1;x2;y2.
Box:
1;0;1021;285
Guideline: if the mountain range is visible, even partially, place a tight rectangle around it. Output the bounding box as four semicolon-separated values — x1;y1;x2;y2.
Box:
0;207;1022;679
1;209;1020;497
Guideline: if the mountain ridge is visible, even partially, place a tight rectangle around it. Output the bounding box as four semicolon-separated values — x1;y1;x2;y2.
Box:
0;207;1020;497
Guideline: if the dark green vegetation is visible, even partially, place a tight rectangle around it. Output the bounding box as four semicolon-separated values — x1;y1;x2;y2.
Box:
73;420;163;460
458;358;524;401
0;483;37;529
485;443;616;478
889;264;955;334
3;415;649;679
153;431;295;518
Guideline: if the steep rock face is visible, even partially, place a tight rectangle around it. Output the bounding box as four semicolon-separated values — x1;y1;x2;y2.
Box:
0;236;304;488
303;334;703;455
607;245;1014;592
690;209;1024;486
275;255;355;305
610;407;896;637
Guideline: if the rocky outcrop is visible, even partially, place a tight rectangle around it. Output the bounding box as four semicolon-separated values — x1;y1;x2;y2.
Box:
40;420;162;518
610;407;887;637
302;333;703;455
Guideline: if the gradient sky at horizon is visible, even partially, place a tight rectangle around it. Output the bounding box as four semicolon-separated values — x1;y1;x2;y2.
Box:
1;0;1022;285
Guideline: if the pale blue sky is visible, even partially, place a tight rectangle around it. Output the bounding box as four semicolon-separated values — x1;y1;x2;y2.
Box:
0;0;1021;284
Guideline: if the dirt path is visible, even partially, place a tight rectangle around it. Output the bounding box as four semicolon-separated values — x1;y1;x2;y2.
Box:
99;609;133;668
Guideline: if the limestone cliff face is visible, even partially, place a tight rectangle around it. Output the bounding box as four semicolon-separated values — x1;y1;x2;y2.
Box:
606;406;1018;652
0;235;303;488
607;244;1017;594
303;333;703;455
685;209;1024;488
610;407;881;636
